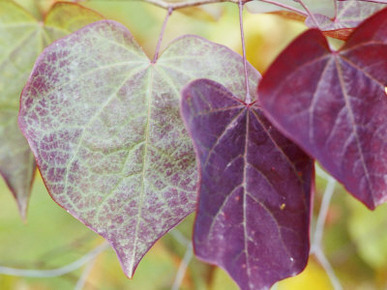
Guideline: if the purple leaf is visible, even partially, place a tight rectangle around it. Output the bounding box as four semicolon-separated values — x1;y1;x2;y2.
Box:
259;8;387;209
181;79;313;289
18;20;259;277
305;0;386;40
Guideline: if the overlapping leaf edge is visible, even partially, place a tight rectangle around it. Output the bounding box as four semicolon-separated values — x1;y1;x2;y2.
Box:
258;7;387;209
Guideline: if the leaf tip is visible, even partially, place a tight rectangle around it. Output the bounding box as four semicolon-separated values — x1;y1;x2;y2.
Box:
16;196;29;222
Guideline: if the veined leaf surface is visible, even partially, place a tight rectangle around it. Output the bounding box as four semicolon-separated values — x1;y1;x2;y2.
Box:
259;8;387;209
181;79;313;289
18;20;259;277
0;1;103;218
305;0;386;40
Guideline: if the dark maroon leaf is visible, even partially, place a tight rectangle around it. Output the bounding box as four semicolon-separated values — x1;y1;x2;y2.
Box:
259;8;387;209
181;79;313;289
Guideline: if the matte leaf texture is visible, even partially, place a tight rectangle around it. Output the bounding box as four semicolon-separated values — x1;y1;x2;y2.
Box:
181;79;313;289
259;8;387;209
0;1;103;218
18;20;259;277
305;0;386;40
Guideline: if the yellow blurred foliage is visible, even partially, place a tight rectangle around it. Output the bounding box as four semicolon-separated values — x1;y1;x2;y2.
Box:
276;256;333;290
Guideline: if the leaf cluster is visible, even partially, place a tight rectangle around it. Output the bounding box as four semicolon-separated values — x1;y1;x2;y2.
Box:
0;0;386;288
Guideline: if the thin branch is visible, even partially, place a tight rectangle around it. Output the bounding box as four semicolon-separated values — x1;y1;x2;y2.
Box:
312;175;336;248
315;164;331;180
132;0;240;10
332;0;338;21
314;248;343;290
171;243;193;290
239;1;251;104
87;0;310;18
258;0;308;17
310;172;342;290
74;258;97;290
152;7;173;63
169;229;191;246
296;0;320;28
0;242;109;278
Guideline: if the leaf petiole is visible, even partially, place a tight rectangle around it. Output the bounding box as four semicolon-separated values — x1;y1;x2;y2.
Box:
238;0;251;103
296;0;321;29
152;7;173;63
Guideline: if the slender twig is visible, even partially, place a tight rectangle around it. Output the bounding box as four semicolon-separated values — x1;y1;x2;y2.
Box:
238;1;251;104
314;248;343;290
169;229;191;246
315;165;331;180
169;229;192;289
312;175;336;248
259;0;308;17
133;0;240;11
310;173;342;290
94;0;309;18
74;258;97;290
296;0;320;28
152;7;173;63
0;242;109;278
332;0;338;21
171;243;193;290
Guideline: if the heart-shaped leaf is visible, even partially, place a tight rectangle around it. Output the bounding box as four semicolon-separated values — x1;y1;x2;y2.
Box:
18;20;259;277
259;8;387;209
305;0;386;40
181;79;313;289
0;1;103;218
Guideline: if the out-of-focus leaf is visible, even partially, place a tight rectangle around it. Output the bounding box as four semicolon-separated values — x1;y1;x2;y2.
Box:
178;5;225;21
305;0;386;40
13;0;74;19
266;10;306;22
18;20;258;278
210;267;239;290
259;8;387;209
181;79;313;289
0;1;103;219
276;256;333;290
348;200;387;269
246;0;336;18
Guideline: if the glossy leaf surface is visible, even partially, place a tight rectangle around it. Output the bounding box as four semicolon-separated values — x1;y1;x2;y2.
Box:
305;1;386;40
0;1;103;218
259;8;387;209
18;20;259;277
181;79;313;289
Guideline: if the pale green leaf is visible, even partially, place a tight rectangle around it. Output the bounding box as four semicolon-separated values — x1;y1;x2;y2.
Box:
19;20;260;277
0;0;103;218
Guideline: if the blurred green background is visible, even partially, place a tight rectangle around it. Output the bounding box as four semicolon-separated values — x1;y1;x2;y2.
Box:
1;1;387;289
